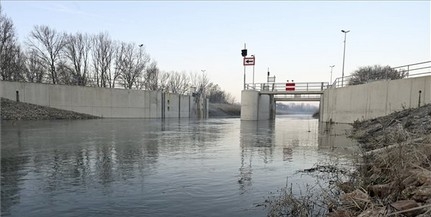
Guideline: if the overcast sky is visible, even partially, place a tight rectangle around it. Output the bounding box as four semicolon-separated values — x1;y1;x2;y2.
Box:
2;1;430;102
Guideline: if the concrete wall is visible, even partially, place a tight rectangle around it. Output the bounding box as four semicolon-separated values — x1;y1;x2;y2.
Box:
0;81;206;119
320;76;431;123
240;90;273;121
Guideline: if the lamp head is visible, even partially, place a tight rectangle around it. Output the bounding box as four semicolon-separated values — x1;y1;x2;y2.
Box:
341;30;350;33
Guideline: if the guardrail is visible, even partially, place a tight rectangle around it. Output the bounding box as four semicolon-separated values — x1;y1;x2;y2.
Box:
245;82;329;92
332;60;431;88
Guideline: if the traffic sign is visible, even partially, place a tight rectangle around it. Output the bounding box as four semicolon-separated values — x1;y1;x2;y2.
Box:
243;57;255;66
286;82;295;91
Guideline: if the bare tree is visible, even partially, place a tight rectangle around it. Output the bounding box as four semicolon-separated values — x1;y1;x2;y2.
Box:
168;71;189;94
143;60;159;91
116;42;150;89
92;32;114;87
26;25;66;84
0;7;25;81
64;32;91;86
24;49;45;82
157;71;170;92
190;71;210;97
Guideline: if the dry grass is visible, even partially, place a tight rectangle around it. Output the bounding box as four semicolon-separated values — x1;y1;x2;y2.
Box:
264;104;431;216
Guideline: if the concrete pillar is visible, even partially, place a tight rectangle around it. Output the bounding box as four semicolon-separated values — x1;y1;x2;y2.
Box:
258;94;270;120
241;90;259;120
269;95;276;120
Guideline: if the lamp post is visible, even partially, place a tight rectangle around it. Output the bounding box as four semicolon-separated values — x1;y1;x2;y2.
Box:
341;30;350;87
251;55;255;87
329;65;335;84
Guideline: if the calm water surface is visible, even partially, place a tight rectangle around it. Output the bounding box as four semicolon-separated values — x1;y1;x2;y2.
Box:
1;115;356;217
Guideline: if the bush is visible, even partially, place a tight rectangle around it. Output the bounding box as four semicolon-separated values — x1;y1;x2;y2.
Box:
348;65;407;85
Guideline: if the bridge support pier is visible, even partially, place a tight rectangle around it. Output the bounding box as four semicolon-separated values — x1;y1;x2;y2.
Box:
241;90;273;121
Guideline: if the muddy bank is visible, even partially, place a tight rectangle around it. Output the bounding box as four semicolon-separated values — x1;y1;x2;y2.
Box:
1;98;99;120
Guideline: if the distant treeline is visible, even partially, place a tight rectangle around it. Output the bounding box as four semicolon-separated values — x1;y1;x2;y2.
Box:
276;103;318;114
0;6;235;104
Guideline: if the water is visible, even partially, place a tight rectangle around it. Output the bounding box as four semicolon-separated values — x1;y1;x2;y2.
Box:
1;115;356;217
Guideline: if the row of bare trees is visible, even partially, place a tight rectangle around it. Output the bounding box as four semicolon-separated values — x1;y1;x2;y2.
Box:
0;7;235;103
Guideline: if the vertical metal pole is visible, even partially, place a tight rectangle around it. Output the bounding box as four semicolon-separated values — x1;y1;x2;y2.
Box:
418;90;422;108
252;55;255;88
253;64;255;87
243;65;246;90
341;32;348;87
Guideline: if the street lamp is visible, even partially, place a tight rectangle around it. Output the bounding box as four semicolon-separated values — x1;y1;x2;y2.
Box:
341;30;350;87
329;65;335;84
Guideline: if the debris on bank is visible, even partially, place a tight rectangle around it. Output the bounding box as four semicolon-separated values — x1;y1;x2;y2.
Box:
1;98;99;120
329;104;431;217
265;104;431;216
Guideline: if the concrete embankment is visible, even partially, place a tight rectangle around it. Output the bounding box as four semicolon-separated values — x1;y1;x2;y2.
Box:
1;98;239;120
1;98;98;120
1;81;208;119
320;76;431;124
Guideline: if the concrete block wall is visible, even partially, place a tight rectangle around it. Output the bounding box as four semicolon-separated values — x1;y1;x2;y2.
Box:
240;90;273;121
0;81;205;119
320;76;431;124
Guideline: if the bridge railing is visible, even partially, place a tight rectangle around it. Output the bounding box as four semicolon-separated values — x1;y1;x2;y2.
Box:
245;82;329;92
332;60;431;88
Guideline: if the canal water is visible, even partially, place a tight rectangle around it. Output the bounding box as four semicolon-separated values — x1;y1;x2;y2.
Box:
1;115;357;217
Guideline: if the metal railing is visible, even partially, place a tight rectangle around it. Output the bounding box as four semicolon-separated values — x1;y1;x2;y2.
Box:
331;60;431;88
245;82;329;92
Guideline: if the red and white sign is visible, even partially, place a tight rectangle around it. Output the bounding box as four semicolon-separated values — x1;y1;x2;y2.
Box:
243;57;255;66
286;82;295;91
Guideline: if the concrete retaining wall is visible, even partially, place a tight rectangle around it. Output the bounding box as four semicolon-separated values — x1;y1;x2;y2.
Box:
320;76;431;123
0;81;206;119
240;90;274;121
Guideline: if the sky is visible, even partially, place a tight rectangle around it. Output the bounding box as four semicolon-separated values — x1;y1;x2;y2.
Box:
2;1;430;102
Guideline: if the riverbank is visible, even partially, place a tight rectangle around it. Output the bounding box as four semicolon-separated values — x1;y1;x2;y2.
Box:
332;104;431;216
209;103;241;118
330;104;431;216
266;104;431;216
1;98;99;120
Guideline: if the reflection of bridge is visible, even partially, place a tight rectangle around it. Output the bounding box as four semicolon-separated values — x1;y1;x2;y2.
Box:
245;82;328;102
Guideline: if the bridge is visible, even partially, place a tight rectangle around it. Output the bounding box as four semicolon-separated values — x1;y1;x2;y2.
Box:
244;82;328;102
241;61;431;121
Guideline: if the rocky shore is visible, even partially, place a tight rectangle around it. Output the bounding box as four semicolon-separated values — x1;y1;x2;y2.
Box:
1;98;99;120
265;104;431;216
329;104;431;216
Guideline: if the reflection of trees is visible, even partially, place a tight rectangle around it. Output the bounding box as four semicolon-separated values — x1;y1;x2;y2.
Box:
1;118;227;215
158;119;221;153
1;123;30;216
238;121;275;192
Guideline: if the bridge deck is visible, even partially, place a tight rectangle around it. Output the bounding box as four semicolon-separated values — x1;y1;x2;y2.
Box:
246;82;328;102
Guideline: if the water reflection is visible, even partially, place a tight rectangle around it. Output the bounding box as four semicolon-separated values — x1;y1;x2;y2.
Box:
1;117;357;217
318;122;359;153
239;121;276;192
1;119;222;216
